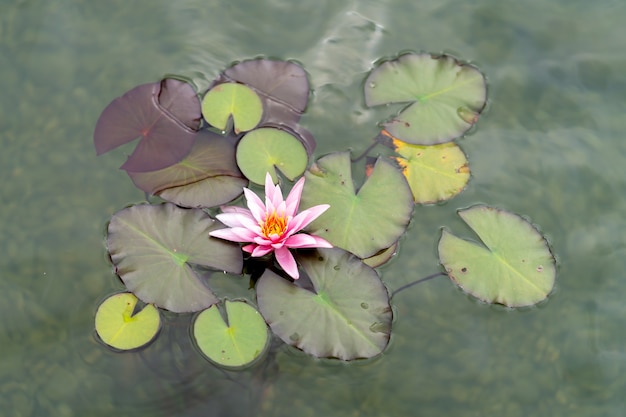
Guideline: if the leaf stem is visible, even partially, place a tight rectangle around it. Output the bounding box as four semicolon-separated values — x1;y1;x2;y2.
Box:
351;140;380;163
391;272;446;298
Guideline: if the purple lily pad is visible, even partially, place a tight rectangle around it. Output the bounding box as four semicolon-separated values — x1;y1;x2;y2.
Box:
127;131;248;208
94;79;201;172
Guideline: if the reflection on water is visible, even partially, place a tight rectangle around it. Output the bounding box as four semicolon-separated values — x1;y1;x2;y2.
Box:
2;0;626;415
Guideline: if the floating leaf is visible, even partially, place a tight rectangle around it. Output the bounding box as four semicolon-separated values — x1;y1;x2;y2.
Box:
236;127;308;185
256;248;392;360
95;293;160;350
438;205;556;307
221;59;310;123
94;79;200;172
201;83;263;133
127;131;247;208
157;78;202;130
299;152;413;258
193;300;269;369
107;203;243;313
384;133;470;204
364;53;486;145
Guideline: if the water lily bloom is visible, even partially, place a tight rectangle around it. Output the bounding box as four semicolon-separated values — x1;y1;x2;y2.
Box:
209;173;332;279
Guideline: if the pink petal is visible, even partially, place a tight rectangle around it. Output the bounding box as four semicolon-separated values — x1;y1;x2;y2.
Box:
242;243;257;253
209;227;257;242
244;188;267;223
284;233;333;249
251;245;274;257
285;176;305;216
286;204;330;236
253;235;274;246
264;173;284;212
215;212;259;232
220;206;252;215
274;246;299;279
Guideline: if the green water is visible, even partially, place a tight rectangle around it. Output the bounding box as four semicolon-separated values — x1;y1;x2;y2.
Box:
2;0;626;415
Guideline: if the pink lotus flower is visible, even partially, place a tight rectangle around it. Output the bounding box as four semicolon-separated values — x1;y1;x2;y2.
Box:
209;173;332;279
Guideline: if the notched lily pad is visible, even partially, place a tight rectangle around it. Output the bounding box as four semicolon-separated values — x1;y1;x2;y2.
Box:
364;53;487;145
300;152;413;258
127;131;247;208
256;248;392;360
201;82;263;133
221;58;310;124
107;203;243;313
379;131;470;203
94;79;200;172
193;300;269;369
438;205;556;307
236;127;308;185
95;292;160;351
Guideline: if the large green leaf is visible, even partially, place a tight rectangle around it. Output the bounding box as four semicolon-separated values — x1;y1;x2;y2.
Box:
201;82;263;133
364;53;486;145
256;248;392;360
127;131;247;208
299;152;413;258
107;203;243;313
193;300;269;369
438;205;556;307
236;127;308;185
95;292;160;351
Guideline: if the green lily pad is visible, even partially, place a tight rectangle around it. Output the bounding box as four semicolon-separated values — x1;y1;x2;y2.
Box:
388;135;470;204
201;83;263;133
256;248;392;360
364;53;487;145
107;203;243;313
128;131;247;208
299;152;413;258
438;205;556;307
236;127;308;185
193;300;269;369
95;293;160;350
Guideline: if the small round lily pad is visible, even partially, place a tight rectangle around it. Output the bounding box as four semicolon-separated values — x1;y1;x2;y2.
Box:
236;127;308;184
193;300;269;369
95;292;160;350
201;83;263;133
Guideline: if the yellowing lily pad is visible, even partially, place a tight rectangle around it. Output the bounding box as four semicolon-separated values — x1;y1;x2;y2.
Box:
193;300;269;369
388;134;470;204
438;205;556;307
364;53;486;145
236;127;308;184
95;293;160;350
201;83;263;133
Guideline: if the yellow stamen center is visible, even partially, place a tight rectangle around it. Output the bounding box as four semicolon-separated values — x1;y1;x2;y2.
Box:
261;211;287;238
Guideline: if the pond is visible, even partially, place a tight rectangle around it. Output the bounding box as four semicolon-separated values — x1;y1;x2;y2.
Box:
2;0;626;416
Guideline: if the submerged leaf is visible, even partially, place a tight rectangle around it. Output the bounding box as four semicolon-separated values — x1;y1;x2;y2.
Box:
94;80;200;172
95;292;160;351
438;205;556;307
107;203;243;313
236;127;308;184
193;300;269;369
127;131;247;208
300;152;413;258
257;248;392;360
364;53;486;145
